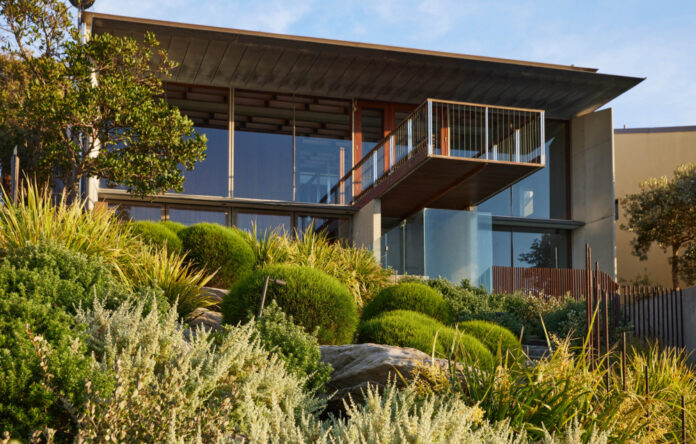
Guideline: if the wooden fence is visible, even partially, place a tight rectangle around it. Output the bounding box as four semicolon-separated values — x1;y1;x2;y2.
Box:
492;265;618;300
619;286;685;348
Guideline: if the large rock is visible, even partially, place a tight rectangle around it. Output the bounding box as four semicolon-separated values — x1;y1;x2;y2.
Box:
320;343;447;412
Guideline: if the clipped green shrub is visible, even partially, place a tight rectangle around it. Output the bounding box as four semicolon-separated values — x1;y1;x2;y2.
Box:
159;220;186;235
222;264;358;345
356;310;493;368
179;223;254;287
361;282;454;324
131;221;182;252
457;320;523;362
254;301;332;392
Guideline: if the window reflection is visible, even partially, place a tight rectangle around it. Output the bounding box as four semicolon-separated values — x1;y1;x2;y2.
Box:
168;209;226;226
180;127;229;197
234;131;293;200
110;204;161;222
236;213;291;235
297;215;349;241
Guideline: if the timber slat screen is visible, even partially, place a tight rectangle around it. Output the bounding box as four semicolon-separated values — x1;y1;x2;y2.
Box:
619;286;685;348
492;265;617;300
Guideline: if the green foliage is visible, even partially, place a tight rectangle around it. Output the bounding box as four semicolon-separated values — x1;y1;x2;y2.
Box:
223;264;358;345
457;320;523;362
130;221;182;252
158;220;186;235
254;301;332;392
356;310;493;368
621;163;696;287
361;282;454;324
179;223;254;288
0;0;206;197
0;244;124;440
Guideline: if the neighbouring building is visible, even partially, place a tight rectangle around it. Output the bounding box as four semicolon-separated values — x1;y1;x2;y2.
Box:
615;125;696;287
85;13;642;289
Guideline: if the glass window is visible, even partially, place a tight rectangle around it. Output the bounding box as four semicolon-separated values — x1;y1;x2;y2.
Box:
295;136;351;204
236;212;291;235
110;204;161;221
297;216;350;241
168;209;226;226
513;230;568;268
492;229;512;267
478;120;569;219
179;127;229;197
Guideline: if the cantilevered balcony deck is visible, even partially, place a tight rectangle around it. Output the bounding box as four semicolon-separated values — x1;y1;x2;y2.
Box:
327;99;545;219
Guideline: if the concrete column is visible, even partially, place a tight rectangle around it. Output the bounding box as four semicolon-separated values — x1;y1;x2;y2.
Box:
570;108;617;278
352;199;381;263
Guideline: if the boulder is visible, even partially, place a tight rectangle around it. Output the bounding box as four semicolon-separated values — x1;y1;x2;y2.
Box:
188;307;223;331
320;343;447;412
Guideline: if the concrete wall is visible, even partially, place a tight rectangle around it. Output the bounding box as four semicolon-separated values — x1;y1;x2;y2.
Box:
570;108;617;278
352;199;381;263
614;127;696;287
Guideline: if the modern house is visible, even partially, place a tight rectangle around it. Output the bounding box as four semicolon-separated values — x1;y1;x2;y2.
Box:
85;13;642;288
615;125;696;287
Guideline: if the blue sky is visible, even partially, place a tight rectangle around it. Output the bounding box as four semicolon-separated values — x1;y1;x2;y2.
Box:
91;0;696;128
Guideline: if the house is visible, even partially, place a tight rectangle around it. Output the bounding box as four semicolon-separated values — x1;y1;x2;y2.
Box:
84;12;642;288
615;125;696;287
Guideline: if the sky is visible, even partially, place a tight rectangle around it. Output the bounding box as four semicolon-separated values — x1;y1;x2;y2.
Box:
89;0;696;128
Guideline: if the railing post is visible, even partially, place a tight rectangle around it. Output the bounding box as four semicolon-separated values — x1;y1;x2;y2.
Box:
407;119;413;154
372;153;377;184
515;129;520;162
540;111;546;165
484;107;489;160
390;135;395;168
492;144;498;161
427;99;433;155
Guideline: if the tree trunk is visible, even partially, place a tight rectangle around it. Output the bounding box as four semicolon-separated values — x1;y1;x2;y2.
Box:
670;245;681;289
62;169;81;205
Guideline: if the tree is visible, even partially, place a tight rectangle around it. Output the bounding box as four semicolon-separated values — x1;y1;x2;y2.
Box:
620;163;696;288
517;233;559;268
0;0;206;199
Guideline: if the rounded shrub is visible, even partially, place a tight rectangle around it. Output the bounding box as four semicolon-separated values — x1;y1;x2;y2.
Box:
159;220;187;235
179;223;254;288
131;221;182;252
361;282;454;324
457;320;523;362
222;264;358;345
356;310;493;368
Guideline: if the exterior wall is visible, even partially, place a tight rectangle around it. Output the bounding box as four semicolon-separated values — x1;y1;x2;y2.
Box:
570;108;617;278
352;199;381;262
614;127;696;287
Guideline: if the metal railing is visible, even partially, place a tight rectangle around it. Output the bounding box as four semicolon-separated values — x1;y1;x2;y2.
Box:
324;98;545;205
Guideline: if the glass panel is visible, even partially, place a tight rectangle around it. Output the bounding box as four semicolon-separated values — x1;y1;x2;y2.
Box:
403;211;424;276
110;204;161;221
236;213;291;235
297;216;350;241
179;127;229;197
382;224;403;273
295;137;351;204
361;108;384;153
168;209;226;226
513;230;568;268
492;229;512;267
478;188;511;216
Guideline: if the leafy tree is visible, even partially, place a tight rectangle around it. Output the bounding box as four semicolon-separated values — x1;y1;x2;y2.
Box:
0;0;206;199
517;233;559;268
621;163;696;288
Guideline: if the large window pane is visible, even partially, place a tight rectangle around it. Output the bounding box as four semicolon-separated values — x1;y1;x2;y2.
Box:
513;230;568;268
110;204;161;221
297;215;350;241
236;213;291;235
168;209;226;226
179;127;229;196
492;229;512;266
295;136;351;204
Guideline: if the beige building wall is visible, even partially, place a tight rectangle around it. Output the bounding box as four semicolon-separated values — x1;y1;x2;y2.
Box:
570;108;617;278
352;198;381;263
614;126;696;287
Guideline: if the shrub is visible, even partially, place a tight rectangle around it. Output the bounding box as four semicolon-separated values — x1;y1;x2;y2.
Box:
356;310;493;368
0;244;126;440
130;221;182;252
361;282;454;324
223;264;358;345
158;220;186;235
254;301;332;392
457;320;523;362
179;223;254;287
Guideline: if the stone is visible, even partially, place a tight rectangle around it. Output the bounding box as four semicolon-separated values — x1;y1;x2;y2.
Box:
319;343;447;412
188;307;223;331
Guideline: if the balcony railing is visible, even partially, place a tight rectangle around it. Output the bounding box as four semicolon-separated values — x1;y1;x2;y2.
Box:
325;98;545;205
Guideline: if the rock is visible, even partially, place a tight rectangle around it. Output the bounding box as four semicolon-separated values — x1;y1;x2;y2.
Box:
319;343;448;413
188;307;223;331
201;286;228;306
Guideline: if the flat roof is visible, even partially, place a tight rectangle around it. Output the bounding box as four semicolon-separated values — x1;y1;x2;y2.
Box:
85;12;644;119
615;125;696;134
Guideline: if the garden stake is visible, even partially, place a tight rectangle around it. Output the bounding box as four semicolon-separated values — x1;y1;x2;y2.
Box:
258;275;271;318
621;332;627;391
518;325;524;344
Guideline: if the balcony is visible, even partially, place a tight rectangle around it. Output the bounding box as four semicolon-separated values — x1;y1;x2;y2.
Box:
327;99;545;219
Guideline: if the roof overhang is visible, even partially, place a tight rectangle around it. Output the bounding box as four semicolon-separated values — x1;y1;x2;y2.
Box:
85;12;643;119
